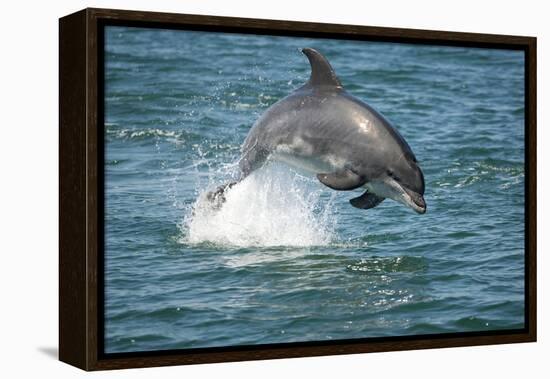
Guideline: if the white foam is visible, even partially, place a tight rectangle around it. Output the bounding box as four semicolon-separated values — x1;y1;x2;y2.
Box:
181;163;336;248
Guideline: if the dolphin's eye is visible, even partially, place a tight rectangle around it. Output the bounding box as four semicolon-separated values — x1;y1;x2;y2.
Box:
387;170;399;181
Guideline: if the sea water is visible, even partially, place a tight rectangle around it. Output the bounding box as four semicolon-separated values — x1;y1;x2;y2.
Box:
104;26;525;353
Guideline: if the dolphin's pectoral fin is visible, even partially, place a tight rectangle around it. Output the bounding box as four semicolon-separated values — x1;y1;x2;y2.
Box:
316;170;365;191
349;191;385;209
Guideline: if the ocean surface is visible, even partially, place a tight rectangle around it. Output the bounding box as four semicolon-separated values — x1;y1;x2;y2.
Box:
103;26;526;354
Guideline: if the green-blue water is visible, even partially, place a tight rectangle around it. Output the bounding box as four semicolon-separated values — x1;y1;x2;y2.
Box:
104;26;525;354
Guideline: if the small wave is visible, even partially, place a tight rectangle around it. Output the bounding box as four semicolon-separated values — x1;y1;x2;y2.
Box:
405;322;452;334
106;127;182;141
453;316;495;329
436;158;524;190
346;256;427;274
222;248;311;268
108;333;174;351
105;159;128;166
180;163;336;248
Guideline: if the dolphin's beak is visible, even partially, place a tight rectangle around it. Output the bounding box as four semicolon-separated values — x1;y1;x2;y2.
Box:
413;195;427;214
403;186;427;214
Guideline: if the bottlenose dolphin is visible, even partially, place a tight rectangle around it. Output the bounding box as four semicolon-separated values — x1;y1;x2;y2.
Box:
210;47;426;214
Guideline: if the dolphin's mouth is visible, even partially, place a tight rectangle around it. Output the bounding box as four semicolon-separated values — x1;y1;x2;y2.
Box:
412;195;427;214
402;187;427;214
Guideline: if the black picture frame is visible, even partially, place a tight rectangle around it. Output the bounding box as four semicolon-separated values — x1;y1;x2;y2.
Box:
59;7;537;371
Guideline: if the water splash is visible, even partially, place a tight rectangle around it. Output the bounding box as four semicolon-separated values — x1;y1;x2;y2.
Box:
180;163;336;247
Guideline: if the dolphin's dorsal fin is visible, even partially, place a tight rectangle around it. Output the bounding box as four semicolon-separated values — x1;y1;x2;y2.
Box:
302;48;343;89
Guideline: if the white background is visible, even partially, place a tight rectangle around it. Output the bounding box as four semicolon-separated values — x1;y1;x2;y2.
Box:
0;0;546;377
